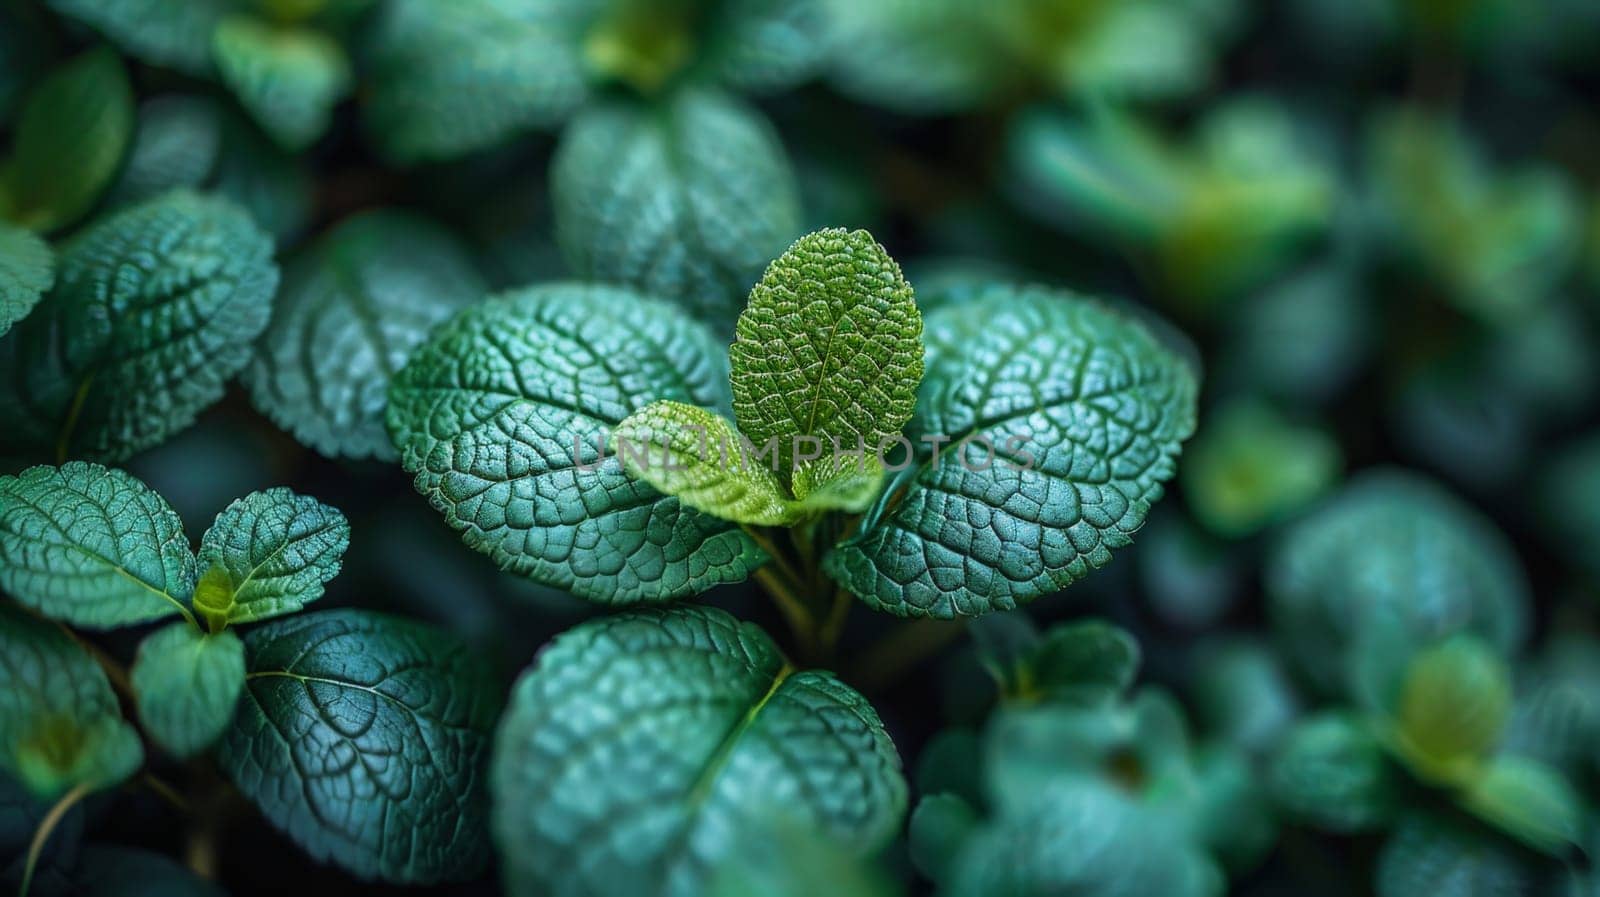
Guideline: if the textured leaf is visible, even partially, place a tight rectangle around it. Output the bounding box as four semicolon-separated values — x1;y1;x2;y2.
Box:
364;0;593;163
1376;814;1547;897
0;190;278;463
0;463;195;629
130;623;244;758
104;96;224;207
386;284;763;604
492;606;907;897
0;222;52;337
218;609;499;883
73;845;229;897
1267;471;1529;695
1459;756;1582;854
553;89;801;325
44;0;235;75
789;453;886;515
1269;712;1397;832
1391;637;1511;784
246;211;484;460
195;488;349;626
212;17;351;152
613;400;794;526
825;285;1198;619
0;603;143;798
729;228;922;480
0;49;134;233
945;778;1220;897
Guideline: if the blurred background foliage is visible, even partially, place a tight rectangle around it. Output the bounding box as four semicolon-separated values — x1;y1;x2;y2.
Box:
4;0;1600;894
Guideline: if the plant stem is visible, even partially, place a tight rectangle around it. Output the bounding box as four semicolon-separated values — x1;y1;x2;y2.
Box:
754;566;817;661
141;773;192;814
849;619;968;693
60;625;132;700
18;782;92;897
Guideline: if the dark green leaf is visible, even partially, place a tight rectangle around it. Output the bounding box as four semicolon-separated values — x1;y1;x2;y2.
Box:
212;110;314;241
386;284;764;604
491;606;907;897
1;770;84;894
0;48;134;233
1376;813;1549;897
0;603;143;798
218;609;499;883
130;623;244;758
826;285;1198;618
104;96;224;207
0;222;52;337
245;210;485;460
1269;712;1397;832
1030;619;1142;702
729;228;923;480
195;488;349;625
552;89;801;325
212;17;351;151
73;845;227;897
908;793;978;885
0;463;195;629
0;190;278;463
45;0;235;75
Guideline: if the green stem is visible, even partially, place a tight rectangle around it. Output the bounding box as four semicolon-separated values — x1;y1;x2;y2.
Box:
19;782;92;897
754;566;817;661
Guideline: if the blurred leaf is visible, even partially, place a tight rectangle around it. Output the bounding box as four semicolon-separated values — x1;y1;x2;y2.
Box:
0;603;143;799
0;49;134;233
213;17;351;151
824;0;1004;113
0;191;278;463
1183;399;1341;538
1266;470;1529;695
1270;712;1398;832
970;612;1041;697
73;846;227;897
909;793;978;885
104;96;224;207
915;728;985;807
1539;433;1600;581
1;770;84;894
212;109;314;241
1137;510;1241;628
1392;637;1512;784
1191;745;1277;871
709;811;903;897
553;89;801;327
1458;756;1582;854
46;0;236;74
245;210;486;460
130;623;244;757
1376;813;1549;897
1220;264;1373;404
1193;637;1301;756
1029;620;1142;703
0;221;52;337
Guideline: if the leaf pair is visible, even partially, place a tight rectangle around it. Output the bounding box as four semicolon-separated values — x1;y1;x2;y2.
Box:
613;228;922;527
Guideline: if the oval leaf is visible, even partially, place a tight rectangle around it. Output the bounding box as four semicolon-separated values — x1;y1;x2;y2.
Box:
212;18;351;152
552;89;801;326
0;603;143;799
130;622;245;758
45;0;229;75
0;463;195;628
729;228;923;481
0;48;134;233
386;284;764;604
246;210;485;460
492;606;908;897
1269;712;1398;833
614;399;795;526
0;190;279;463
195;487;349;625
825;285;1199;618
218;609;499;884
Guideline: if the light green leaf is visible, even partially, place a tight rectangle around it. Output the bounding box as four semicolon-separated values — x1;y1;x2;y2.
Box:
212;17;351;151
553;89;801;325
387;284;764;604
363;0;593;163
0;48;134;233
613;399;794;526
0;463;195;629
826;285;1199;619
195;488;349;626
45;0;236;75
908;793;978;885
1181;399;1340;538
245;210;485;460
0;190;278;463
104;96;224;207
1392;637;1512;784
729;228;923;480
1376;813;1547;897
1269;712;1397;832
73;846;228;897
218;609;499;884
708;812;904;897
790;453;886;514
492;606;907;897
130;623;244;758
0;603;143;799
1267;470;1529;695
946;778;1221;897
1459;756;1583;854
0;222;52;337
